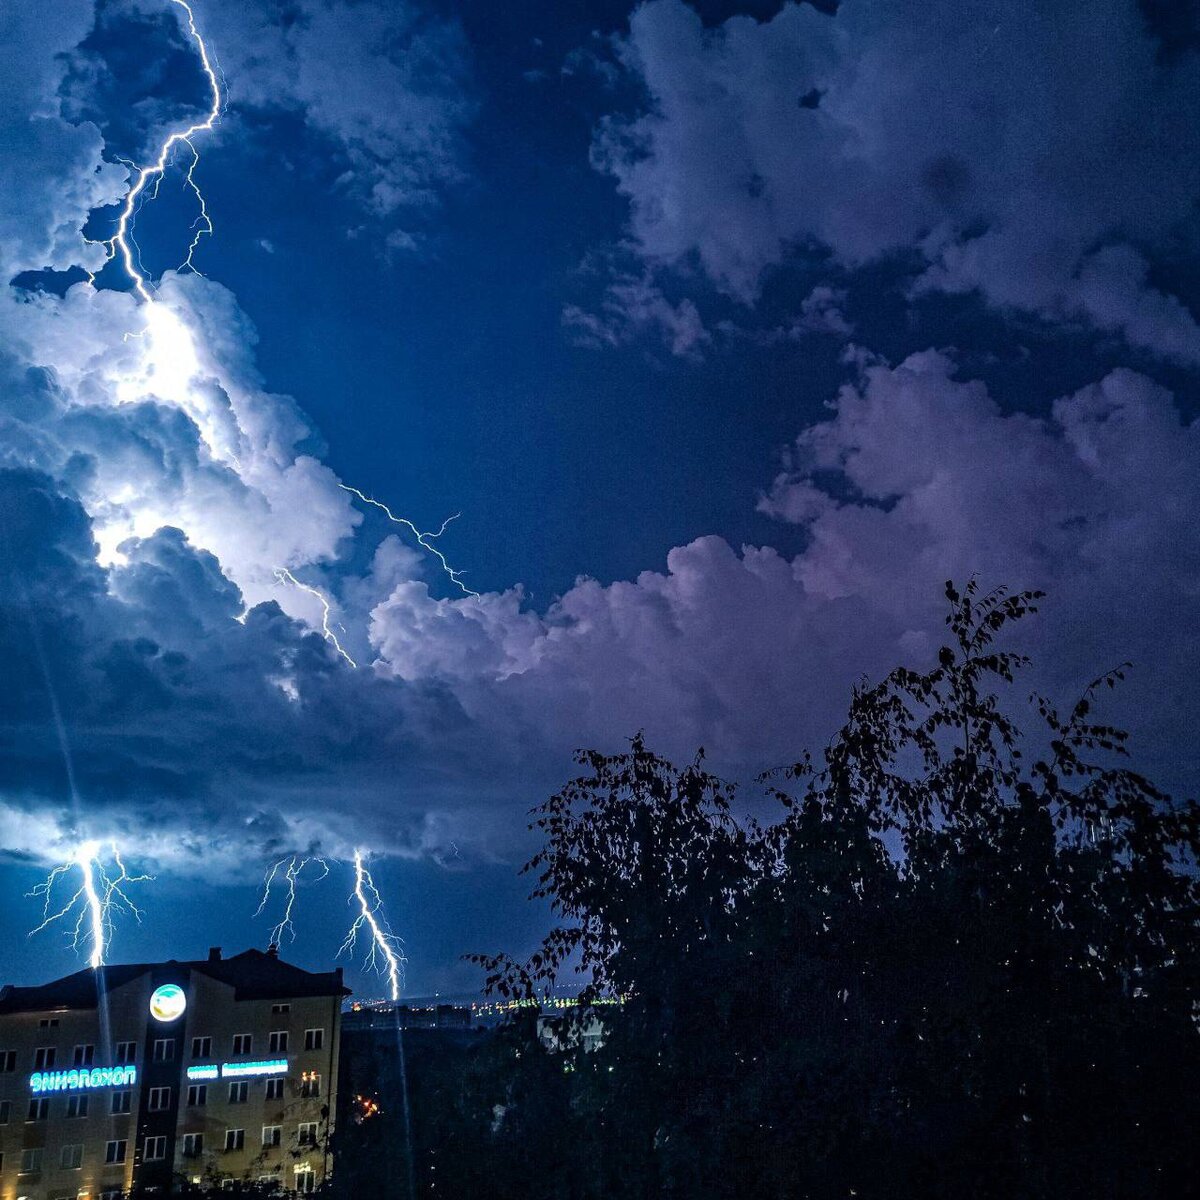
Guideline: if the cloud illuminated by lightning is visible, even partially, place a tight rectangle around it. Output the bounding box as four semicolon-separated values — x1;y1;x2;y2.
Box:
340;851;406;1002
340;484;479;598
254;854;330;944
87;0;222;300
27;842;152;968
273;568;358;667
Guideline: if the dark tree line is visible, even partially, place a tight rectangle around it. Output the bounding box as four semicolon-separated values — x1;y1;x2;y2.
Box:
346;583;1200;1199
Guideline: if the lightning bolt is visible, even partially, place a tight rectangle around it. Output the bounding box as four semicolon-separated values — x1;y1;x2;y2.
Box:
273;568;358;667
339;484;479;598
340;851;406;1002
27;842;152;968
254;854;330;945
87;0;222;300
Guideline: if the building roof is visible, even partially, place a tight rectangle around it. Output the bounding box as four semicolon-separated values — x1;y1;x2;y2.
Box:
0;948;349;1015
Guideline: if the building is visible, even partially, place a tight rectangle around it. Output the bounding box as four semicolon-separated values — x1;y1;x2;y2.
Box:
0;947;348;1199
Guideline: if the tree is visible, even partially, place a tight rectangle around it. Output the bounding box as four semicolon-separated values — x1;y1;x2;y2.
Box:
469;581;1199;1199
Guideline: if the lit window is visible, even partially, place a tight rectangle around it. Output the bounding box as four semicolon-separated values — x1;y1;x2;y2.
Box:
105;1141;127;1165
224;1129;245;1152
66;1095;89;1118
26;1098;49;1122
59;1145;83;1170
229;1081;249;1104
183;1133;203;1158
144;1135;167;1162
265;1078;285;1101
191;1036;212;1059
301;1072;321;1099
111;1090;132;1115
33;1047;56;1070
149;1087;172;1111
269;1031;288;1054
187;1084;208;1107
115;1041;136;1065
153;1038;175;1062
304;1029;324;1052
262;1125;282;1147
72;1045;95;1067
20;1147;42;1173
232;1034;252;1055
297;1123;318;1147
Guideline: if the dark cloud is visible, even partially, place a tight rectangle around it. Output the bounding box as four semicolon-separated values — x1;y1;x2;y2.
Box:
591;0;1200;362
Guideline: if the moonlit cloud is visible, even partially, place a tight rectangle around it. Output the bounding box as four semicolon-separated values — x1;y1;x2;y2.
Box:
592;0;1200;362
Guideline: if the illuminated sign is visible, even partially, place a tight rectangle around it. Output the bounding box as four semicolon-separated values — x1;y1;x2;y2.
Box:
31;1066;137;1094
149;983;187;1022
187;1059;288;1081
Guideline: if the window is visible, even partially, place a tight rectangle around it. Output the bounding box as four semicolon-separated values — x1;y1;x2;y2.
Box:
269;1030;288;1054
20;1147;42;1173
101;1190;125;1200
304;1028;324;1052
187;1084;208;1107
265;1078;284;1101
72;1044;95;1067
295;1166;316;1194
111;1090;132;1115
59;1145;83;1170
105;1140;127;1165
297;1123;318;1147
33;1047;56;1070
271;1003;290;1014
228;1081;249;1104
258;1176;280;1187
0;1099;10;1123
261;1125;281;1147
301;1073;321;1099
0;1049;15;1072
232;1034;252;1055
27;1098;49;1122
152;1038;175;1062
144;1136;167;1162
38;1017;59;1028
66;1094;89;1118
149;1086;172;1112
191;1036;212;1059
224;1129;245;1152
115;1041;136;1065
183;1133;203;1158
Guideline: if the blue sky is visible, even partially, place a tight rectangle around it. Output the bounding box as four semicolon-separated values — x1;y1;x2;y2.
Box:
1;0;1199;995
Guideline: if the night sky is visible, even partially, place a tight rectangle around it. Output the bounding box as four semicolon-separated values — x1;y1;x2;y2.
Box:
1;0;1198;997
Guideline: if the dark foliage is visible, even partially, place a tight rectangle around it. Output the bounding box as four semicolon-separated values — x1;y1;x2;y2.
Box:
459;581;1198;1200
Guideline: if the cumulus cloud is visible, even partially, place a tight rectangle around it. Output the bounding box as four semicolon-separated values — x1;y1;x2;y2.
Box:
201;0;475;237
593;0;1200;362
2;0;1197;906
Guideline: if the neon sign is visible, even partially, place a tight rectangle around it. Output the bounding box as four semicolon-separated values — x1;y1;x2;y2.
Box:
31;1066;137;1093
149;983;187;1022
187;1059;287;1081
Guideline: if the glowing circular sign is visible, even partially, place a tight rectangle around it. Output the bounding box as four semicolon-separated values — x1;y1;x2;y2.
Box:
149;983;187;1022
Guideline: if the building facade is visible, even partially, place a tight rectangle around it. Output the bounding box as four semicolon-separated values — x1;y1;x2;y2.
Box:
0;947;348;1200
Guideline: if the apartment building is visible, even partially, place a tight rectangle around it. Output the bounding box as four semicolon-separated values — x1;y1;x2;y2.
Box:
0;947;348;1199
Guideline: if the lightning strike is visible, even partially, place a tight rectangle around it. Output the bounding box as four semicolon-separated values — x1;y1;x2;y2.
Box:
255;855;330;945
340;851;406;1002
273;569;358;667
339;484;480;598
28;842;152;968
87;0;221;300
